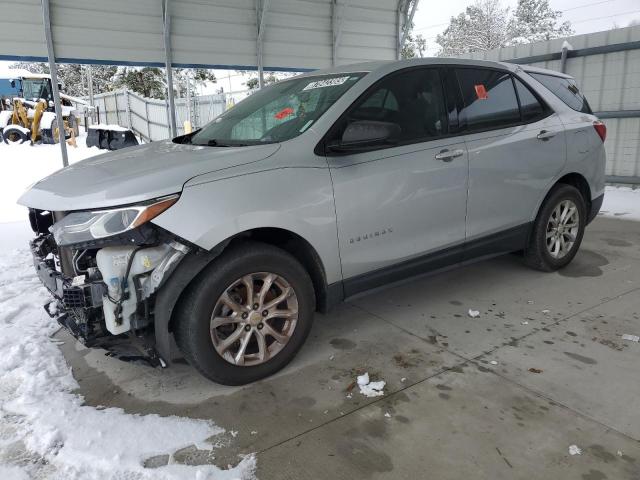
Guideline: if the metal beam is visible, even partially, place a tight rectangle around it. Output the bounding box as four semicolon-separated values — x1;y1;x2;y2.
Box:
399;0;419;56
41;0;68;168
256;0;271;89
162;0;177;137
332;0;351;66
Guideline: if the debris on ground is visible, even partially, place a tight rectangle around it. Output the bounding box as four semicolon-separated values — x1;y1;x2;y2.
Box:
468;309;480;318
357;372;370;386
489;360;498;365
521;321;529;325
542;309;550;314
528;368;543;374
568;445;582;456
384;412;392;418
356;372;386;397
401;377;407;383
621;334;639;342
527;300;534;304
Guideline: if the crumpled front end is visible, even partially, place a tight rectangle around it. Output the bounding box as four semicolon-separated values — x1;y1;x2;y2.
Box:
28;206;190;366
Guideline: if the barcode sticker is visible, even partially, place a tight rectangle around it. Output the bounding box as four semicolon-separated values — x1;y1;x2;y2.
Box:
303;76;350;91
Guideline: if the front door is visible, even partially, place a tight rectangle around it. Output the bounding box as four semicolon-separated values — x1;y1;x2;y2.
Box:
325;67;469;295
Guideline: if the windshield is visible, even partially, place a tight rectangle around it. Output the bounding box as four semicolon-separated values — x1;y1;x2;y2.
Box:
22;79;52;102
189;72;366;146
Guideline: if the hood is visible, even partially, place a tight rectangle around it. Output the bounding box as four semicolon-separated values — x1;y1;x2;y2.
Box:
18;141;280;211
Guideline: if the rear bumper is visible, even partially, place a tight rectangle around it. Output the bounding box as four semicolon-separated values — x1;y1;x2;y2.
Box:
588;193;604;224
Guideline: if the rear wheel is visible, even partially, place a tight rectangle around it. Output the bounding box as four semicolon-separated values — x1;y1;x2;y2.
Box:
524;184;586;271
174;242;315;385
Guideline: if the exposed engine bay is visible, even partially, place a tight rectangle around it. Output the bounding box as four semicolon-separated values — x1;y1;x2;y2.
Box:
28;206;189;366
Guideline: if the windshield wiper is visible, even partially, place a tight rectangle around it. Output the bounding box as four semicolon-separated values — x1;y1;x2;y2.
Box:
204;139;252;147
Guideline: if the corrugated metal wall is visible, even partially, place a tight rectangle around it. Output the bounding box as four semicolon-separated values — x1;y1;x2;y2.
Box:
0;0;401;70
463;25;640;181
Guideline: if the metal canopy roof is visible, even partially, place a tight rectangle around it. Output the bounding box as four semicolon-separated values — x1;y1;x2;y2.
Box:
0;0;414;71
0;0;417;166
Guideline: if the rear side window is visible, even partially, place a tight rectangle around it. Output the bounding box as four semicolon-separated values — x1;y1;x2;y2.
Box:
514;77;545;122
529;73;592;114
455;68;520;131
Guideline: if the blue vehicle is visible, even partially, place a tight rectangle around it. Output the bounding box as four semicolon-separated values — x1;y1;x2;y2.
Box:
0;70;57;109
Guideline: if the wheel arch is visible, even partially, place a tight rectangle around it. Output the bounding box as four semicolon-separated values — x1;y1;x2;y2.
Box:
154;227;339;364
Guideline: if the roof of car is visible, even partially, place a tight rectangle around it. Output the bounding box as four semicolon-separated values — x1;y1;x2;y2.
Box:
301;57;519;77
301;57;572;80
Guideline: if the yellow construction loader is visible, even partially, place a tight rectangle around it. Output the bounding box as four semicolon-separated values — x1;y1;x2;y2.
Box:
0;71;80;146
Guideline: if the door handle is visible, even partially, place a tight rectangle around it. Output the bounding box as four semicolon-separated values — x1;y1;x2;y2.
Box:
434;149;464;162
537;130;557;141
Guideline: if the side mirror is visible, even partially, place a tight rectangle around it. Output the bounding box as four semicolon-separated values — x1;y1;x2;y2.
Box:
329;120;401;153
10;80;15;88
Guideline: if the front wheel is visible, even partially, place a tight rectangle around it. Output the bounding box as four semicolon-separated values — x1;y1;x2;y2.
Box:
174;242;315;385
524;184;587;272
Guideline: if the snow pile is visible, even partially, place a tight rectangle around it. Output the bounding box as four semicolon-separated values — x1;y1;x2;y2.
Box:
600;186;640;222
0;243;256;480
0;134;104;223
568;445;582;456
356;372;385;398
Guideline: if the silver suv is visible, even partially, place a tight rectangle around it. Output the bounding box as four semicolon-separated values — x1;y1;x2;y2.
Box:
19;58;606;385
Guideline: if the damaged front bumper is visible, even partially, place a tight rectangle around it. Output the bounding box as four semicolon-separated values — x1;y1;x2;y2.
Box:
29;214;190;367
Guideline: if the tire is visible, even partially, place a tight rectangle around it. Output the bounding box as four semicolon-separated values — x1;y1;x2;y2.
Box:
2;125;29;144
174;242;316;385
524;184;587;272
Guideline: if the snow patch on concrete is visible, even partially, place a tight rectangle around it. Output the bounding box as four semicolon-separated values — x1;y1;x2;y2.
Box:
0;240;256;480
600;186;640;222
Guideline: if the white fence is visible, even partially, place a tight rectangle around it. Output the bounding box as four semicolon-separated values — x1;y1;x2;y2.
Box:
89;89;227;142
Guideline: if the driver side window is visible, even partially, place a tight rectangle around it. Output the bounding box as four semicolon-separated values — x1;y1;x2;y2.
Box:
340;68;447;144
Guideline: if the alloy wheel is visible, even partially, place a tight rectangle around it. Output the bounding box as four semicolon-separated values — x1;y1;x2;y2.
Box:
209;272;298;366
546;199;580;259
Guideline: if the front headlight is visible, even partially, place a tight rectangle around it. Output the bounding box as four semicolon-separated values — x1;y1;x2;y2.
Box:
50;195;179;246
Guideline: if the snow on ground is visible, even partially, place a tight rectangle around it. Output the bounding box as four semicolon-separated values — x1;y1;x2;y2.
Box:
0;233;256;479
0;140;255;479
599;186;640;221
0;134;103;223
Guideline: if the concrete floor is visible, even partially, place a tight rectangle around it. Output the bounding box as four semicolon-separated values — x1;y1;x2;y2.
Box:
59;216;640;480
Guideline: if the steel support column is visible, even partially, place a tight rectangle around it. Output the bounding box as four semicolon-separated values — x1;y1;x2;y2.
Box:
332;0;351;66
162;0;177;137
256;0;270;89
399;0;418;58
41;0;68;167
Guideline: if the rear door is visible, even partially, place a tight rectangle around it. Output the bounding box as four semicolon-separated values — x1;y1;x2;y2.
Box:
453;67;566;252
325;67;469;293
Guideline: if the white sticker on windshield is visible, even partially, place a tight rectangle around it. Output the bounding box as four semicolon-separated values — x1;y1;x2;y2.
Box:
303;76;350;91
299;120;314;133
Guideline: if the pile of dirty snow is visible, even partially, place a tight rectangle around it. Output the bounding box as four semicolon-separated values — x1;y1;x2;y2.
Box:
600;186;640;222
0;236;255;479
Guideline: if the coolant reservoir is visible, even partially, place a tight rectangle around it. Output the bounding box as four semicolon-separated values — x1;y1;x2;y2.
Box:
96;245;171;335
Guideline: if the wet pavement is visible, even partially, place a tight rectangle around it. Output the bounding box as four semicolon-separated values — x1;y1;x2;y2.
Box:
58;216;640;479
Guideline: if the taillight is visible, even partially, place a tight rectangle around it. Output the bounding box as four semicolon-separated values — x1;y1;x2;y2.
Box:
593;120;606;142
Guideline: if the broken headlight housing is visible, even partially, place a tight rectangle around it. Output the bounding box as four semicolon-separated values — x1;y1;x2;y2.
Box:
50;195;179;247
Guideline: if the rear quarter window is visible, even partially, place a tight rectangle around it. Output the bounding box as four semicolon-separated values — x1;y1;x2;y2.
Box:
529;73;592;114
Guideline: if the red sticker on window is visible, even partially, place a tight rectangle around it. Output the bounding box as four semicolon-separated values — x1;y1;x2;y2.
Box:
274;107;294;119
474;84;488;100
